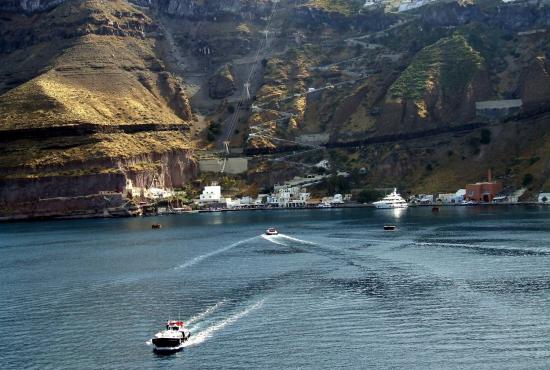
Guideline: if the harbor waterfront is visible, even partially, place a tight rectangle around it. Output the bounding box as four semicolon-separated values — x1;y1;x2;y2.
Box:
1;206;550;369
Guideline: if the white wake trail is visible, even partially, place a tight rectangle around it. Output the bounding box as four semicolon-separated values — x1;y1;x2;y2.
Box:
262;233;319;247
278;234;319;246
175;236;257;270
183;299;265;347
261;234;288;246
186;300;227;326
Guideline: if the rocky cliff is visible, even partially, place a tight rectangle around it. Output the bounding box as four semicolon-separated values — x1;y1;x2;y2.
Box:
0;0;197;219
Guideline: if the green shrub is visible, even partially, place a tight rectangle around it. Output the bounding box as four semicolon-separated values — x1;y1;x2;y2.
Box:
357;189;382;203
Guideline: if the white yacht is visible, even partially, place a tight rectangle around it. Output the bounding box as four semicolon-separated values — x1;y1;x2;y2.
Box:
373;188;408;209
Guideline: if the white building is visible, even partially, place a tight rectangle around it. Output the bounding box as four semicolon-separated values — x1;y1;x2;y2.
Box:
398;0;431;12
315;159;330;170
147;187;174;200
363;0;377;8
266;186;310;208
331;194;344;204
539;193;550;204
225;198;239;209
418;194;434;205
437;193;455;204
452;189;466;203
199;183;222;204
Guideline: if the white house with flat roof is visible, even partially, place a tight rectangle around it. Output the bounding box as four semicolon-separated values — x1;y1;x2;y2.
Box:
437;193;455;204
199;183;222;204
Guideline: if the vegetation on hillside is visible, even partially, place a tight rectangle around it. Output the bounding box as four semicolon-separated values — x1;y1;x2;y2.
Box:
389;34;484;101
306;0;364;15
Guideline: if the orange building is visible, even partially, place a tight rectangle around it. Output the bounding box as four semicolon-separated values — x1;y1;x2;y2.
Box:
465;170;503;203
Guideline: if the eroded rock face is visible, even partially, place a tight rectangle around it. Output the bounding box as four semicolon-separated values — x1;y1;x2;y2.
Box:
521;56;550;110
0;149;197;220
208;64;236;99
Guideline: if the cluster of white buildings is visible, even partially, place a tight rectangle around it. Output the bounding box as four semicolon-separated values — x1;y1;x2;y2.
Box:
195;180;351;210
195;182;313;209
409;189;467;205
409;188;550;205
123;179;175;201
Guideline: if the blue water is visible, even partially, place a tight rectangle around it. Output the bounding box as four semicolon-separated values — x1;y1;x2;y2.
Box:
1;207;550;369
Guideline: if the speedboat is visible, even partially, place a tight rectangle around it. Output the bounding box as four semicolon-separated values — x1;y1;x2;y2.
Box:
373;188;408;209
265;228;279;236
151;320;191;353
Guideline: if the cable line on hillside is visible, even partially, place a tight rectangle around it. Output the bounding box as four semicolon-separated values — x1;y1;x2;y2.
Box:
221;0;281;168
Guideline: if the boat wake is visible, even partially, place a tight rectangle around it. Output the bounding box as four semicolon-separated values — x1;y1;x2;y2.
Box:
261;234;288;246
175;236;258;270
415;241;550;256
186;300;227;326
262;233;318;247
183;299;265;347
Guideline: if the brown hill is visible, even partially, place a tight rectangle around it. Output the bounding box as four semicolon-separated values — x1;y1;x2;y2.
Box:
0;0;196;219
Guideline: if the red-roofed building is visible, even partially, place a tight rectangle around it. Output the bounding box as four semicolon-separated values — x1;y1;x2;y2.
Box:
465;170;503;203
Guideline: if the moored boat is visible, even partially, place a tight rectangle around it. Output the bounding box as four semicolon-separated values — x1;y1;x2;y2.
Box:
373;188;408;209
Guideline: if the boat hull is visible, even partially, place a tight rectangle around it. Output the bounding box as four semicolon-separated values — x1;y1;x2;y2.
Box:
153;344;184;353
373;203;408;209
152;337;188;352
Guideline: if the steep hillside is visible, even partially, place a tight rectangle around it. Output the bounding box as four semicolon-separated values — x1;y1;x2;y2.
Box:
379;34;488;133
239;0;550;194
0;0;196;219
1;0;549;219
0;0;192;128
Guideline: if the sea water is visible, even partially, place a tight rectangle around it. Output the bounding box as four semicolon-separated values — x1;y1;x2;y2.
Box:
1;206;549;369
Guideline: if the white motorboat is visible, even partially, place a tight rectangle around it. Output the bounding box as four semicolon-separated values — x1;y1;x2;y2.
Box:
373;188;408;209
265;228;279;236
151;320;191;353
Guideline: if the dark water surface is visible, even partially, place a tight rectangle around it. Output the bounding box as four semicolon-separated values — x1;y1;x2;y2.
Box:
1;206;550;369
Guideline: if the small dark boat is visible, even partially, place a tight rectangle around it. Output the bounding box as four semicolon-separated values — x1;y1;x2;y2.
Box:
383;225;397;231
265;227;279;236
152;224;162;229
432;207;440;213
